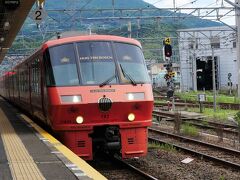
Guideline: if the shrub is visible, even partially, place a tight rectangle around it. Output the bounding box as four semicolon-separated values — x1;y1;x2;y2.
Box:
149;142;176;152
234;111;240;127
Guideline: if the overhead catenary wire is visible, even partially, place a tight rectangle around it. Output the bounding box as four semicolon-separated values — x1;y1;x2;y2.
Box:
0;1;236;73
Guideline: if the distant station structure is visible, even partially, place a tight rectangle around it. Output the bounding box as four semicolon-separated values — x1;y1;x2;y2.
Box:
178;26;237;92
0;0;35;63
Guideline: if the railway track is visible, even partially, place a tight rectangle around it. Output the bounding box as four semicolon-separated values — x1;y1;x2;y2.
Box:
152;110;238;135
154;97;240;110
114;156;158;180
148;128;240;170
89;153;158;180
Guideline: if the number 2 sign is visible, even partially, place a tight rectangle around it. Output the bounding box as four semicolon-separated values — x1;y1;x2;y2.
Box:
29;7;47;24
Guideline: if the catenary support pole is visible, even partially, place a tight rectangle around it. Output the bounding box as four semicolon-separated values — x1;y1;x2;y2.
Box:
212;48;217;112
236;0;240;97
192;32;197;91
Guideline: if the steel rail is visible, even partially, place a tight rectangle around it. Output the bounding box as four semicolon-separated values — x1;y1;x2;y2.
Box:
152;113;238;135
152;110;238;129
154;96;240;110
113;156;158;180
149;128;240;155
148;128;240;170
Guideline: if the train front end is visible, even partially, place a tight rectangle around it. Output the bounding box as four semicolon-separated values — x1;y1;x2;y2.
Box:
43;35;153;160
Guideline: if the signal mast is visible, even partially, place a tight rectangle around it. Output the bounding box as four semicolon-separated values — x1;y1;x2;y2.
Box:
163;37;175;99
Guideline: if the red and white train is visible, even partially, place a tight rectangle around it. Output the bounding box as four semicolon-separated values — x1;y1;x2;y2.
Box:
0;35;153;160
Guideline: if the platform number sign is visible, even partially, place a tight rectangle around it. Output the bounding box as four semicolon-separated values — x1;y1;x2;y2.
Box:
164;37;171;45
29;7;47;25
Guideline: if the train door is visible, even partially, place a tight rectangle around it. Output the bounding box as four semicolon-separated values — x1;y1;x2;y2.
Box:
42;50;50;125
31;56;45;121
6;74;10;98
19;68;24;103
9;74;13;100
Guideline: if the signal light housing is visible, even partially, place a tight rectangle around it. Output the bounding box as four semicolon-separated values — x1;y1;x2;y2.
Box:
167;90;174;98
164;44;172;57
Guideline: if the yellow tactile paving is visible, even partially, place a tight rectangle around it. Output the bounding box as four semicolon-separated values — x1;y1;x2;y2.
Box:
20;114;107;180
0;109;45;180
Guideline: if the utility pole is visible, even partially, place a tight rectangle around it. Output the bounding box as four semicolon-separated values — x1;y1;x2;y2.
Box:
192;32;197;91
236;0;240;97
112;0;115;17
225;0;240;97
212;48;217;112
128;21;132;38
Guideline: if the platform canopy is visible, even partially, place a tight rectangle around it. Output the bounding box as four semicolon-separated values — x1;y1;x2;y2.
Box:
0;0;35;64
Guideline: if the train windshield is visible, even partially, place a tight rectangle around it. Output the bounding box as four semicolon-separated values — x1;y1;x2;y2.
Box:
114;42;150;84
45;41;150;87
46;44;80;86
77;42;117;85
77;41;150;85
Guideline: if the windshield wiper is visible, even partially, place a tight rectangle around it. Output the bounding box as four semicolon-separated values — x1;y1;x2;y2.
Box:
99;74;116;87
120;64;137;86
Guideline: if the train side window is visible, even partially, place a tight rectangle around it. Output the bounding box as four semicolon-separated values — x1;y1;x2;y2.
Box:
36;58;40;94
16;69;19;92
31;60;35;93
20;71;24;92
31;58;40;94
24;65;28;92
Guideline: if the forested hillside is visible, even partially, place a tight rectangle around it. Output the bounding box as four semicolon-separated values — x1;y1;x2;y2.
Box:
10;0;222;62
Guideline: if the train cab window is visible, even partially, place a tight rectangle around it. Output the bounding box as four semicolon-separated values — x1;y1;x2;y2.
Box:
114;43;150;84
46;44;80;86
77;42;117;85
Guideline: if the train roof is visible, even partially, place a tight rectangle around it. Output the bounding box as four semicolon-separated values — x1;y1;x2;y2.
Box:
42;35;141;51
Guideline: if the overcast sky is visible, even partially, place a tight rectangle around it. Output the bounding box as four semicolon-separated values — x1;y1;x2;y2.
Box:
144;0;236;25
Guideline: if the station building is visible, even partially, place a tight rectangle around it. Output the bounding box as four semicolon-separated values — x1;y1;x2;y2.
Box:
178;26;237;92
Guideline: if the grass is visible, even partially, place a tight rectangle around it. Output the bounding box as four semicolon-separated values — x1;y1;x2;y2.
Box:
201;120;209;126
234;111;240;128
219;175;225;180
181;123;199;137
187;107;238;122
149;142;176;152
154;100;168;103
175;91;240;104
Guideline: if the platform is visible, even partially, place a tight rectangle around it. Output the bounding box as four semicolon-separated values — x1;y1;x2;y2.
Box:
0;98;106;180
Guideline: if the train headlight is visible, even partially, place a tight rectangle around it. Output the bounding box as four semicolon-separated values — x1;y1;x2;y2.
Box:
126;93;145;100
61;95;82;103
76;116;84;124
128;113;135;121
